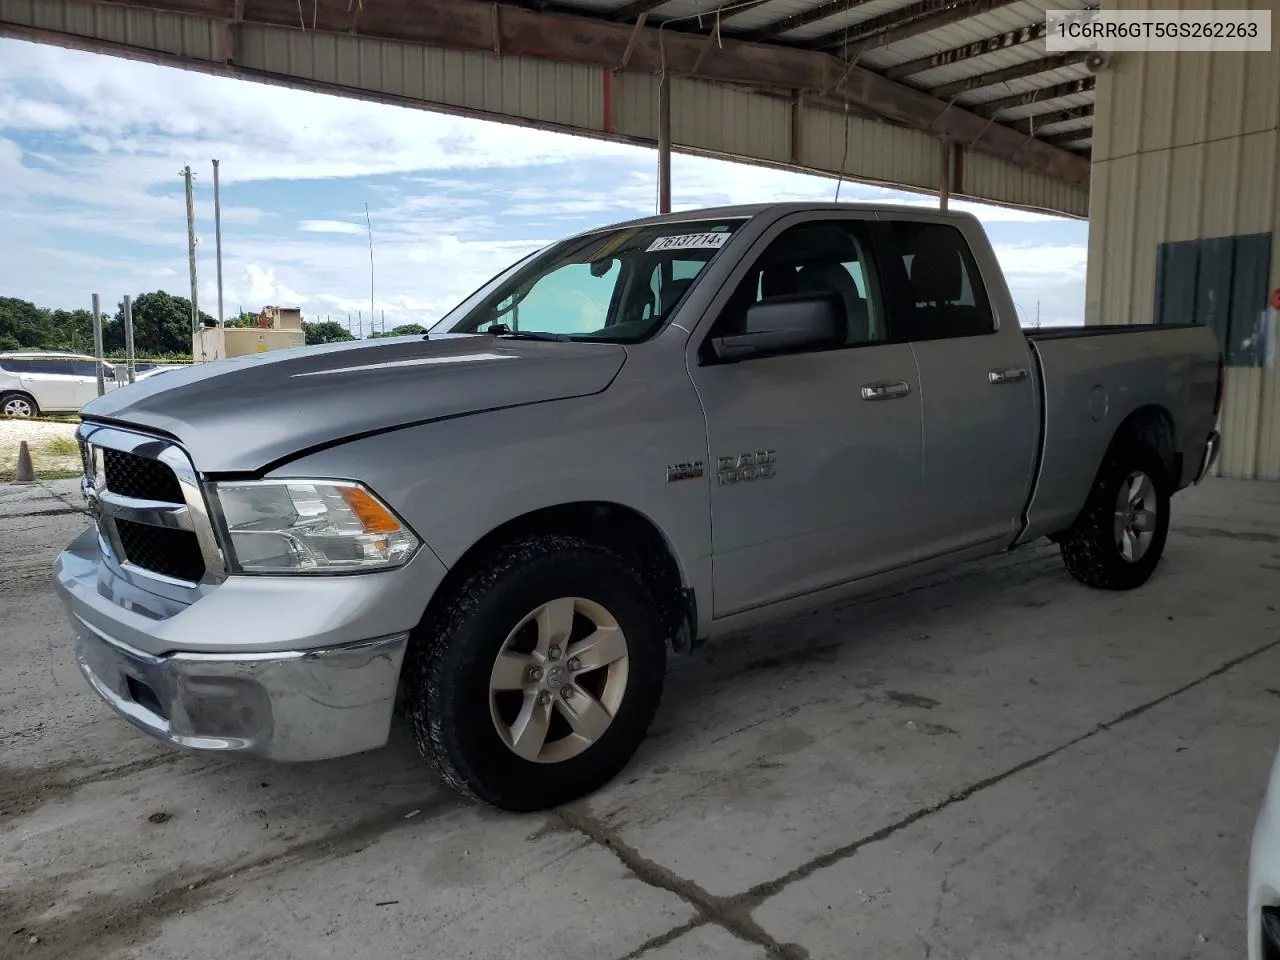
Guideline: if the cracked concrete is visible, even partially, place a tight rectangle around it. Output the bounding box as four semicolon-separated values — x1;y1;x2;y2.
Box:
2;477;1279;959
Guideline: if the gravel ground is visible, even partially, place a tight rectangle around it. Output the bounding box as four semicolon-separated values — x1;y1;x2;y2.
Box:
0;418;80;480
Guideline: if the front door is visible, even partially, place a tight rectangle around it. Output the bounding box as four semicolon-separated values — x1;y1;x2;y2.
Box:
687;215;924;617
23;357;79;412
874;216;1040;558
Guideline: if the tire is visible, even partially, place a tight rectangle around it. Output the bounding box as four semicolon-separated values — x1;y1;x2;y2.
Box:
405;535;667;811
0;392;38;418
1059;444;1172;591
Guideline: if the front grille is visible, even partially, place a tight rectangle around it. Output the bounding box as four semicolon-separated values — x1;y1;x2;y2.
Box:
77;436;92;477
103;448;184;504
115;518;206;583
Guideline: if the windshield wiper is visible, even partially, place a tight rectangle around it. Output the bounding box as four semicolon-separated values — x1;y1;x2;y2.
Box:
484;323;571;342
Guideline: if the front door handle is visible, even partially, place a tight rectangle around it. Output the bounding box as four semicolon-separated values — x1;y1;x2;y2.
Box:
988;367;1028;385
861;380;911;401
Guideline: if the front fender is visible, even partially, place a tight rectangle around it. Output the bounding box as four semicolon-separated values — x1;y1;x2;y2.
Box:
271;390;714;638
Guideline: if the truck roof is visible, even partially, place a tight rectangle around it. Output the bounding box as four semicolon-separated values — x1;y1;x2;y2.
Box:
570;201;979;238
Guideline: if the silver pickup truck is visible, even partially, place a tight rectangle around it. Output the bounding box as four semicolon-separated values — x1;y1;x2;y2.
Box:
54;203;1222;811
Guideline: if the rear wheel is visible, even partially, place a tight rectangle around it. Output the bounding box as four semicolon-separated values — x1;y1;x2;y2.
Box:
405;535;667;811
0;392;37;418
1059;445;1171;590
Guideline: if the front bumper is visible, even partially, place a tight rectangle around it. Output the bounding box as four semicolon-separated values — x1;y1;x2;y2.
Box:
74;619;407;761
55;523;447;761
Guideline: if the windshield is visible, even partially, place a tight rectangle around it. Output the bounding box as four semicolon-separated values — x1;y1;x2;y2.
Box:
429;218;747;343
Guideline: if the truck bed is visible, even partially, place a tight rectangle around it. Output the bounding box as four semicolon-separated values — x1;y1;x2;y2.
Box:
1027;323;1199;340
1018;321;1220;545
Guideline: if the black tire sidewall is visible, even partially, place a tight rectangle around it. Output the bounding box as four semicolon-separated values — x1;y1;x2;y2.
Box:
1088;446;1172;588
414;540;666;811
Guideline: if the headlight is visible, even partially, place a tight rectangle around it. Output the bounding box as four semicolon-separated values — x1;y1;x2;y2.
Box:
213;480;419;574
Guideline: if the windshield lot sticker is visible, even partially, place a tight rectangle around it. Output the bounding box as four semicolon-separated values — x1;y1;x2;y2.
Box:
646;233;730;253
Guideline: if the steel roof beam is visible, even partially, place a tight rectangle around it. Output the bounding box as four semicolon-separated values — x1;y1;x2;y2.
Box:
1040;127;1092;146
882;21;1046;79
736;0;880;42
928;53;1086;99
1007;104;1094;134
973;76;1095;115
64;0;1090;185
814;0;1021;52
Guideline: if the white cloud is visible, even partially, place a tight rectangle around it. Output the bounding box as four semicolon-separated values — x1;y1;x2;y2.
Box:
298;219;368;235
993;243;1090;277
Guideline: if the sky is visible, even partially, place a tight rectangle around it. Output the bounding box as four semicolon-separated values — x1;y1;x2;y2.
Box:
0;37;1089;334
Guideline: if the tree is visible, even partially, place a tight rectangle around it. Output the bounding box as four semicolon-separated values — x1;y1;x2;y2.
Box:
0;297;49;349
108;291;213;356
303;320;355;345
224;311;261;328
370;322;427;338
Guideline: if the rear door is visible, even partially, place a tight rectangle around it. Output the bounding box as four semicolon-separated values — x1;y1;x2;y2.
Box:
70;359;106;408
687;213;924;616
873;217;1040;558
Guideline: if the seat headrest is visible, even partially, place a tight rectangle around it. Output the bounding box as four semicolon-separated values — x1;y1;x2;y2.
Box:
761;266;798;300
907;228;964;303
796;262;860;299
659;277;695;315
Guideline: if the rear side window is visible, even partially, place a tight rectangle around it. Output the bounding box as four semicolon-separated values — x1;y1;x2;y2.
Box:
880;221;994;341
0;358;25;373
25;358;74;376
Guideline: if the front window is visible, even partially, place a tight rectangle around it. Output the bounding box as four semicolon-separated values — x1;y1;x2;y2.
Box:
431;219;747;343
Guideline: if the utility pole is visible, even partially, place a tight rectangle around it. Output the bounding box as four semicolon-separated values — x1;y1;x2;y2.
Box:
365;202;375;324
182;165;200;344
212;159;225;326
91;294;105;397
123;295;136;384
938;139;951;211
657;72;671;214
358;311;363;338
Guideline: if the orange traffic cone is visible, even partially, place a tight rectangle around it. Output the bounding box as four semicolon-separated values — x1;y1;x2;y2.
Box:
14;440;36;483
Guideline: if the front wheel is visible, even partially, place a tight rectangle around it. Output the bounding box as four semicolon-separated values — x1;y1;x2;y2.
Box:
1059;445;1171;590
405;535;667;811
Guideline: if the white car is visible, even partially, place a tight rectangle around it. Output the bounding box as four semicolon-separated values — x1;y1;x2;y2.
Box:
1250;746;1280;959
0;351;125;417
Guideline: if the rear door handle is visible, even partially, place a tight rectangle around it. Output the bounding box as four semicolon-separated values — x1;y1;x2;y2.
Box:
861;380;911;401
988;367;1028;384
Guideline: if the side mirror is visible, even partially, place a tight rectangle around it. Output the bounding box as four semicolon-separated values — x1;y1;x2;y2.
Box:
711;293;845;363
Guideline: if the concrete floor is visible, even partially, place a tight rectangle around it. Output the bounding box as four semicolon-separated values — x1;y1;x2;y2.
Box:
3;477;1279;960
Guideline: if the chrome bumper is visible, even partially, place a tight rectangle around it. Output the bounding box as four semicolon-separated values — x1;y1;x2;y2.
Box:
1194;429;1221;484
73;619;408;761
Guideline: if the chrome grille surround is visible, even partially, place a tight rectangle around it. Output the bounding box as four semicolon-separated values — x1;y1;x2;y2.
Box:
77;421;227;588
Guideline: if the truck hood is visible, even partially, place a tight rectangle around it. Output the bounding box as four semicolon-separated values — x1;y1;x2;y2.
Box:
81;334;627;473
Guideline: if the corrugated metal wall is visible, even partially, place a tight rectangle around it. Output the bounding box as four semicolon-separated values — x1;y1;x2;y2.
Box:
1086;0;1280;479
1;0;1089;217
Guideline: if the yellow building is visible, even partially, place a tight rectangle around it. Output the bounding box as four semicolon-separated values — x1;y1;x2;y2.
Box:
194;305;306;362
